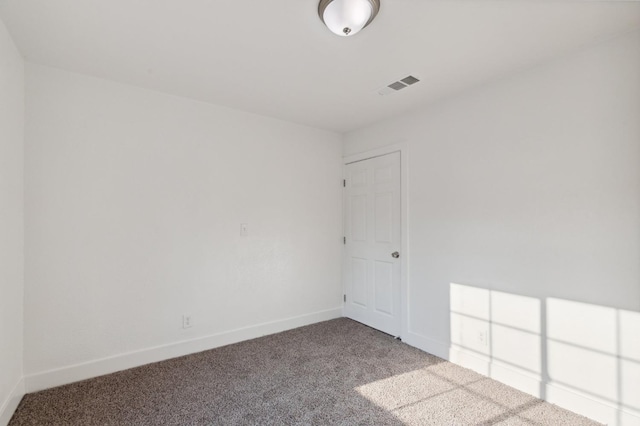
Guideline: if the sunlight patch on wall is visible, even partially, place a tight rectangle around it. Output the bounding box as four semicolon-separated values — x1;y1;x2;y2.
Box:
620;310;640;413
547;298;640;415
449;283;640;423
450;283;542;378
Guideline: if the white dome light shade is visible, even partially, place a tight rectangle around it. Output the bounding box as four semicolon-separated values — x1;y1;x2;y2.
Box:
319;0;380;37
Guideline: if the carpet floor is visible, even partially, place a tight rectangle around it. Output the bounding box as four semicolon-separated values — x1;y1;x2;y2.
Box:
10;318;600;425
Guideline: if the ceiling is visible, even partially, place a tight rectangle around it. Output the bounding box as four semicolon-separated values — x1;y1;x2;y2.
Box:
1;1;639;133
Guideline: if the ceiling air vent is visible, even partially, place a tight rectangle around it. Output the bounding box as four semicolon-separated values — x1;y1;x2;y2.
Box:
388;81;407;91
378;75;421;96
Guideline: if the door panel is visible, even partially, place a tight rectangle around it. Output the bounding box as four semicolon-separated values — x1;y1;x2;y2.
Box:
352;257;368;307
375;192;393;243
351;195;367;242
374;260;394;315
343;151;401;336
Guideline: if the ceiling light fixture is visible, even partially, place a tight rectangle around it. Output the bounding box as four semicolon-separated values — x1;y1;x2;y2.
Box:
318;0;381;37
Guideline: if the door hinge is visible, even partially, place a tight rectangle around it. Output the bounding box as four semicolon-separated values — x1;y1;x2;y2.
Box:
343;236;346;244
343;179;346;187
343;294;346;302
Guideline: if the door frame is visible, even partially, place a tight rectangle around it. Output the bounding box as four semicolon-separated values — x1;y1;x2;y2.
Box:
342;142;409;339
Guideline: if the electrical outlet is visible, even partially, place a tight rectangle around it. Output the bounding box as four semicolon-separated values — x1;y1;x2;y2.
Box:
183;314;193;329
478;331;488;347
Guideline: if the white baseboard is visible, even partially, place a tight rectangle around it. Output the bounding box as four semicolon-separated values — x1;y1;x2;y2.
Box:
402;330;450;360
25;307;342;393
0;378;25;426
403;331;640;426
544;381;640;426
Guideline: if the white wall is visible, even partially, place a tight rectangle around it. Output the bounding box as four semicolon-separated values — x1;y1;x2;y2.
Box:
0;16;24;426
24;63;343;389
344;30;640;425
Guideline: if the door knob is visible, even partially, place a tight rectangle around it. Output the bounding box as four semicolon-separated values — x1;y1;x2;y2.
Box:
392;251;400;258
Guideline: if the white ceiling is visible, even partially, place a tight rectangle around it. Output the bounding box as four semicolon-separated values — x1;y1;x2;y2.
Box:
1;1;639;132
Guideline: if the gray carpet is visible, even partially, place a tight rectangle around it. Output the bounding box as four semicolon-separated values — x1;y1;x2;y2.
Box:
10;318;599;425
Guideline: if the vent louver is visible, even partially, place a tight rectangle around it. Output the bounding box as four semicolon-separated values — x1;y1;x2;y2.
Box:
401;75;420;85
388;81;407;91
378;75;421;96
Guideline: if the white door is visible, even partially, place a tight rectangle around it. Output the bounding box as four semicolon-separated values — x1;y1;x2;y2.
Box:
343;151;401;337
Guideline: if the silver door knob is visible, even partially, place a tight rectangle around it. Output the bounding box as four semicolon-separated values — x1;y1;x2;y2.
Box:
392;251;400;258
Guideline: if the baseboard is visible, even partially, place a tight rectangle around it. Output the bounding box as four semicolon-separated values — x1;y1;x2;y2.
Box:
403;331;640;426
545;381;640;426
25;307;342;393
0;378;25;426
402;330;450;360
